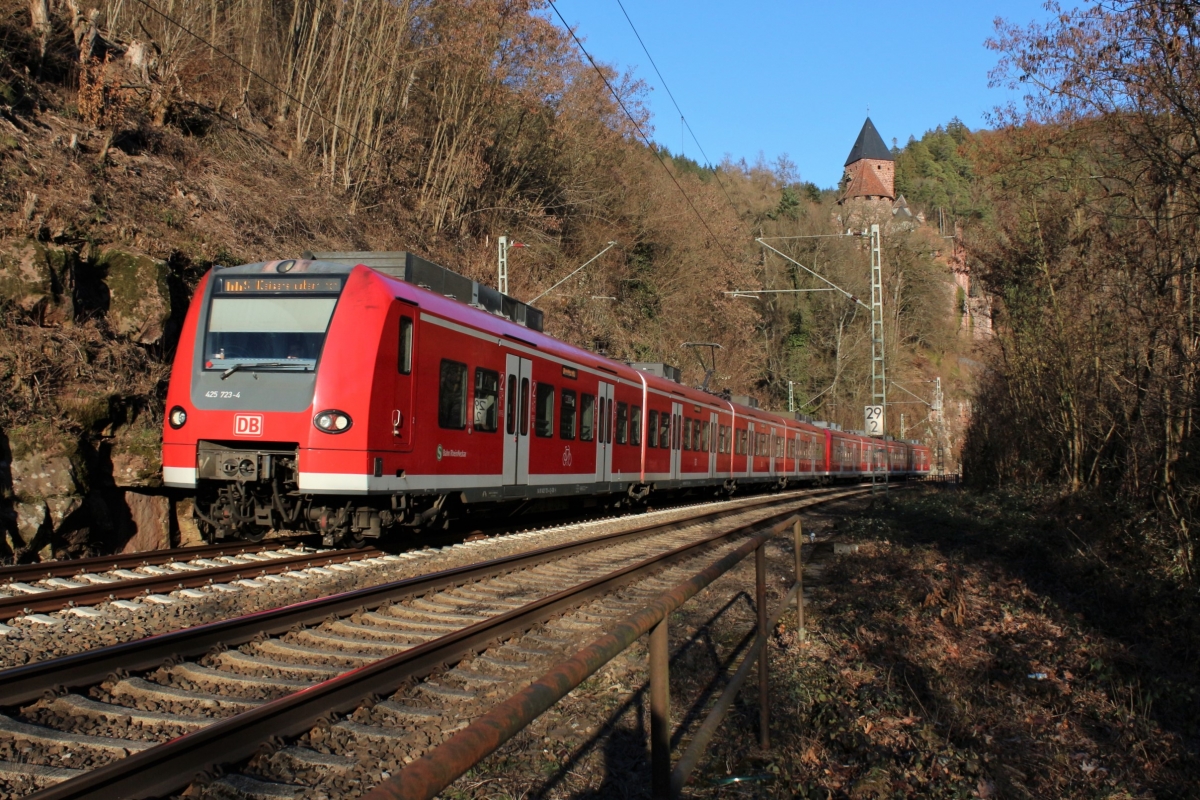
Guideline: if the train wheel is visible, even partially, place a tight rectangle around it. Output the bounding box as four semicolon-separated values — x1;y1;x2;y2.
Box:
240;527;266;544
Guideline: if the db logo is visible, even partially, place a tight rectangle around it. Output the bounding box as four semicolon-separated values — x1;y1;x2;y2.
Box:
234;414;263;437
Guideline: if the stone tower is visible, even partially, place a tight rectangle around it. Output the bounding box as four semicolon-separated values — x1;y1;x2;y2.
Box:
838;118;894;224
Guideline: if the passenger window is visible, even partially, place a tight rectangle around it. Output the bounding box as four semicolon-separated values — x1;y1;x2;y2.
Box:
580;394;595;442
398;316;413;374
682;419;692;451
701;421;710;453
560;390;577;439
506;374;517;435
473;368;499;432
631;406;642;446
520;377;530;436
438;360;468;430
647;410;658;448
616;402;628;445
535;383;555;437
660;413;671;450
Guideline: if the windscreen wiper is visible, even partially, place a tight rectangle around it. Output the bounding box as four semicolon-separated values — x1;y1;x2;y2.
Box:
220;362;312;380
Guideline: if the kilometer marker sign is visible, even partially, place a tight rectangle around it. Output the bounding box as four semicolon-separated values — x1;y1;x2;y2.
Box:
864;405;883;436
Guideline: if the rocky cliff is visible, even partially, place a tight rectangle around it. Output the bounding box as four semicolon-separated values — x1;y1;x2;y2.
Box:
0;238;179;559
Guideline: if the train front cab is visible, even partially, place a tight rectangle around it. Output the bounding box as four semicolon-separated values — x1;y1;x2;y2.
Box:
162;260;395;542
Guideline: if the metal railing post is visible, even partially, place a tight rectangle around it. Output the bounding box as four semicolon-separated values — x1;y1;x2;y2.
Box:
650;617;671;798
793;518;804;641
755;544;770;749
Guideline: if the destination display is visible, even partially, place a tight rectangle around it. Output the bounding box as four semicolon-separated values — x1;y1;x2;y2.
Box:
216;276;343;294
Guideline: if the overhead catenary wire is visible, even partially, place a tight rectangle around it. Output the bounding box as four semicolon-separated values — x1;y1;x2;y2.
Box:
613;0;743;219
547;0;735;262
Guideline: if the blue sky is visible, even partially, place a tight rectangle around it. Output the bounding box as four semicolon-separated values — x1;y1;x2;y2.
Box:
549;1;1068;189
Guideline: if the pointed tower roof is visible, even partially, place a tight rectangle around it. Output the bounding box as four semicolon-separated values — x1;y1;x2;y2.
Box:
842;164;892;201
844;118;892;165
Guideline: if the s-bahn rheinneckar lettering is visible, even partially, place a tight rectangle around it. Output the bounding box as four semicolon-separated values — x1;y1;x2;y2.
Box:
161;253;930;547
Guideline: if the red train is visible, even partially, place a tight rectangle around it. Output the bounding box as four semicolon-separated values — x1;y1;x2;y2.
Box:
162;252;930;544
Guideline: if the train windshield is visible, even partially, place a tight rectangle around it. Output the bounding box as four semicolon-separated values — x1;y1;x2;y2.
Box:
204;275;342;371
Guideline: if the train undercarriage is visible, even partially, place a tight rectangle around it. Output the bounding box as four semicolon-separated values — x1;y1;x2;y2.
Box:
193;442;437;546
190;442;870;546
193;442;641;546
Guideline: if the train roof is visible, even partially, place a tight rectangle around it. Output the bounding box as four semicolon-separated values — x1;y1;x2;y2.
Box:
216;255;926;446
303;250;545;333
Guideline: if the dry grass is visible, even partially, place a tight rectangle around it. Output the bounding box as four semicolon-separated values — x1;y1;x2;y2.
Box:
696;487;1200;799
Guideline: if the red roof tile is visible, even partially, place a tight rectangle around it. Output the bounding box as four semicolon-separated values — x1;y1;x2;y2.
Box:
841;162;893;202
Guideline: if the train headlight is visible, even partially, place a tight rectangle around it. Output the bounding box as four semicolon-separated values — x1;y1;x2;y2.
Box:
168;406;188;429
314;410;352;434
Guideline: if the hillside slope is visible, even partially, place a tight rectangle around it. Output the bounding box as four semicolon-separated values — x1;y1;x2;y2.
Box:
0;0;972;560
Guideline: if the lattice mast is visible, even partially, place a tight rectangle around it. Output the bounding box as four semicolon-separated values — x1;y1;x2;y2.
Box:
869;224;887;488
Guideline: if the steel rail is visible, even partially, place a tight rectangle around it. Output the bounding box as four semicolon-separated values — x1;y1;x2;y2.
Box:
0;486;857;707
25;492;865;800
0;545;379;619
0;485;853;618
0;536;314;583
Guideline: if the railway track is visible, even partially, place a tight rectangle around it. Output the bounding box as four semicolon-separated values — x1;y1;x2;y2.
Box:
0;485;875;799
0;543;375;620
0;537;316;585
0;485;849;623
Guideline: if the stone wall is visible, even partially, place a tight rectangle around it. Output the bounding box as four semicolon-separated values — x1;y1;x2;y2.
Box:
0;238;189;561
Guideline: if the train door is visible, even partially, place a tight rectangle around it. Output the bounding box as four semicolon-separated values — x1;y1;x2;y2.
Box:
391;310;417;452
596;381;615;483
671;401;683;481
746;421;755;477
708;412;718;478
503;354;533;490
770;427;778;477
